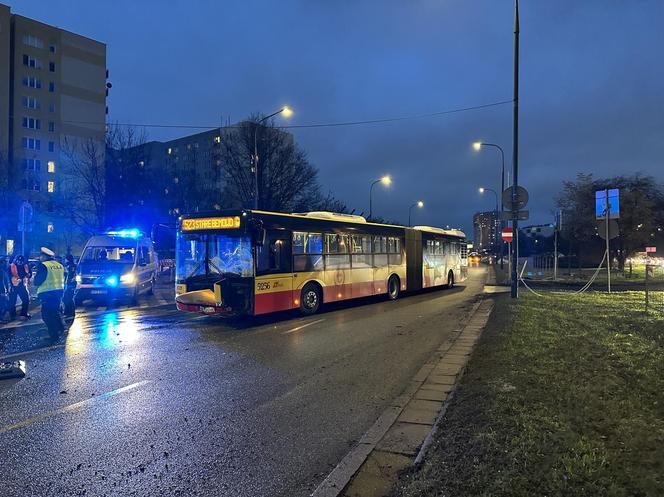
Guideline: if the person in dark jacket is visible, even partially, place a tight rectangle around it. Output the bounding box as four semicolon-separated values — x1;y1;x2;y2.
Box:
62;254;77;318
34;247;65;338
0;257;11;322
8;255;31;320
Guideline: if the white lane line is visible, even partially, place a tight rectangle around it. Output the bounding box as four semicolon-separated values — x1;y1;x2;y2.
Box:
0;380;151;435
282;318;325;335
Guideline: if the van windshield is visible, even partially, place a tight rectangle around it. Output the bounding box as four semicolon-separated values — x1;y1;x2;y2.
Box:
82;246;135;263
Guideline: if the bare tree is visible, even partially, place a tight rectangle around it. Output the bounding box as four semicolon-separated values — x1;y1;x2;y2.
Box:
219;117;321;212
59;136;106;233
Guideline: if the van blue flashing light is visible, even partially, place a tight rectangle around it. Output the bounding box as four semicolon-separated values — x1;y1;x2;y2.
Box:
106;229;140;238
105;276;118;287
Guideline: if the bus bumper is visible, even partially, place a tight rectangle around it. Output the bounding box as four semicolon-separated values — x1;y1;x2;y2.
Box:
175;289;235;316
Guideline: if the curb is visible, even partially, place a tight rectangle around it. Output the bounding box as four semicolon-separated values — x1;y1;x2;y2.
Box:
312;295;494;497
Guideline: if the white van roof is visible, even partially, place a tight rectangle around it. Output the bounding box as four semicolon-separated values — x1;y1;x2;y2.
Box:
85;234;145;247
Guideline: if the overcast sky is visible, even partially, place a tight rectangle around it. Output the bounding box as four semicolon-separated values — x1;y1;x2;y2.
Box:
16;0;664;234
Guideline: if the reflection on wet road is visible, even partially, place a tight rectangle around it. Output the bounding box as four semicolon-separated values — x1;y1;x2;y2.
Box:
1;267;486;497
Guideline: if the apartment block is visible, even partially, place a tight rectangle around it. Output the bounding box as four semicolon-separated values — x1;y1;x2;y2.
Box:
473;210;502;254
0;3;107;256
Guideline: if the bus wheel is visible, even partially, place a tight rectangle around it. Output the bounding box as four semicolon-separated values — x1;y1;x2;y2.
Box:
447;271;455;288
300;283;321;315
388;275;401;300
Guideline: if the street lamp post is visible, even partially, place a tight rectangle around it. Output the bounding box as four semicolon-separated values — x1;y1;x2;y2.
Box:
369;175;391;220
408;200;424;227
252;106;293;209
473;141;506;268
479;187;498;211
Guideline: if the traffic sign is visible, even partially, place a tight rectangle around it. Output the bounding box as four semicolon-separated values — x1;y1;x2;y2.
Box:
18;201;33;230
500;210;529;221
595;189;620;219
646;246;656;253
501;227;514;243
596;219;619;240
502;186;529;211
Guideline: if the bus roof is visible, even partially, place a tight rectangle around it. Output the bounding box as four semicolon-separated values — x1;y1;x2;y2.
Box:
180;209;465;238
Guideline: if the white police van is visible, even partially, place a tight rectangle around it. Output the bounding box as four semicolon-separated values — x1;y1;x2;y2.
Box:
75;230;158;304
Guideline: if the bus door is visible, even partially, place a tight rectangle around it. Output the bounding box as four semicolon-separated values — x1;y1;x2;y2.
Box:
254;232;294;314
324;233;351;302
372;236;389;294
350;234;373;298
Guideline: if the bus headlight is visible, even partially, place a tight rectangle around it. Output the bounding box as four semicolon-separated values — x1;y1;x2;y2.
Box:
120;272;135;284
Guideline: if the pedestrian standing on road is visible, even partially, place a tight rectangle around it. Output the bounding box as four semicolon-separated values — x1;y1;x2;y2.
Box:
62;253;77;318
0;257;11;322
8;255;31;321
33;247;65;338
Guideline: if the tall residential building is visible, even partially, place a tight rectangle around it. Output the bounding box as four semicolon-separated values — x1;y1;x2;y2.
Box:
473;210;501;253
0;3;107;256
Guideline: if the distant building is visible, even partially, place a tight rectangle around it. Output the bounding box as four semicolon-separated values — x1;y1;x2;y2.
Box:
473;210;501;253
106;125;294;229
0;3;107;256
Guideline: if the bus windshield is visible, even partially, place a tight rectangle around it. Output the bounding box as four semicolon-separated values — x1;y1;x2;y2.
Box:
176;232;253;280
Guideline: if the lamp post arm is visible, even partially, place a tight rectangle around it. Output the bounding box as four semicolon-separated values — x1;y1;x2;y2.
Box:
369;179;381;220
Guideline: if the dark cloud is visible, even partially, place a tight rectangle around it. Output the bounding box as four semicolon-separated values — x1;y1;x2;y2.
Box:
18;0;664;234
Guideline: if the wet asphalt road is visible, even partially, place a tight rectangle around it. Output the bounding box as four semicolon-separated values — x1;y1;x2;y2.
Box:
0;266;486;497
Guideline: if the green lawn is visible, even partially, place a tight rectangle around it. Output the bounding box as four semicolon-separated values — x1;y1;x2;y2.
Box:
391;291;664;497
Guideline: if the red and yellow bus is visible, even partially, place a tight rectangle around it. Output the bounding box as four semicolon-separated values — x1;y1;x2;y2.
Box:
174;210;467;316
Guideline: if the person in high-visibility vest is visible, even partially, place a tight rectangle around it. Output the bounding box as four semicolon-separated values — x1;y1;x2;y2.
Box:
33;247;66;338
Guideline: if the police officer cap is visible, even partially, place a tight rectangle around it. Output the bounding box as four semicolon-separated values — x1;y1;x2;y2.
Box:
41;246;55;257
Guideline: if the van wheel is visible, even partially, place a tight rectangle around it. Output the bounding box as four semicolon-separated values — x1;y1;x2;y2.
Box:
130;285;139;305
300;283;321;315
447;271;455;288
388;275;401;300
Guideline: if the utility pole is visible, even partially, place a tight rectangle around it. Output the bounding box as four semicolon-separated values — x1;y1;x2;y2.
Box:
605;188;611;293
510;0;520;298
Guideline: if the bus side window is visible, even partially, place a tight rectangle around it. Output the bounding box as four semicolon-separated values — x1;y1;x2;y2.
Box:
257;234;292;275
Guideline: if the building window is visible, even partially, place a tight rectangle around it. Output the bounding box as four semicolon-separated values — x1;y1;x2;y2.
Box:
47;181;55;193
49;62;56;72
22;117;41;129
31;180;40;191
48;103;55;113
47;161;55;173
22;95;40;109
48;81;55;92
22;54;43;69
167;147;172;155
23;35;44;48
22;158;41;171
22;137;41;150
47;222;54;233
48;121;55;132
22;76;42;89
49;44;56;53
214;136;221;144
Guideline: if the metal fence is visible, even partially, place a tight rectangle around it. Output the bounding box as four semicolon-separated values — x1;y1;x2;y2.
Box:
645;264;664;313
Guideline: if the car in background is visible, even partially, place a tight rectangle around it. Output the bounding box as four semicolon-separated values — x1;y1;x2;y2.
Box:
468;252;481;264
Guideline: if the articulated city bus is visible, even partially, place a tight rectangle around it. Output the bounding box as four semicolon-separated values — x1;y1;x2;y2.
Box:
174;210;467;316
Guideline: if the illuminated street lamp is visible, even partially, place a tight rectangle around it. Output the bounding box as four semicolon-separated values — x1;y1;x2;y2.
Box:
253;106;293;209
474;141;507;268
408;200;424;227
479;187;499;212
369;175;391;220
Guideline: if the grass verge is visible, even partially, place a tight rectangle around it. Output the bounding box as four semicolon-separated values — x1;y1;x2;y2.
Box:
391;291;664;497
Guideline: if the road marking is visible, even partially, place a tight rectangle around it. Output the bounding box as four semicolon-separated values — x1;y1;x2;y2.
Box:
282;318;325;335
0;380;151;435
